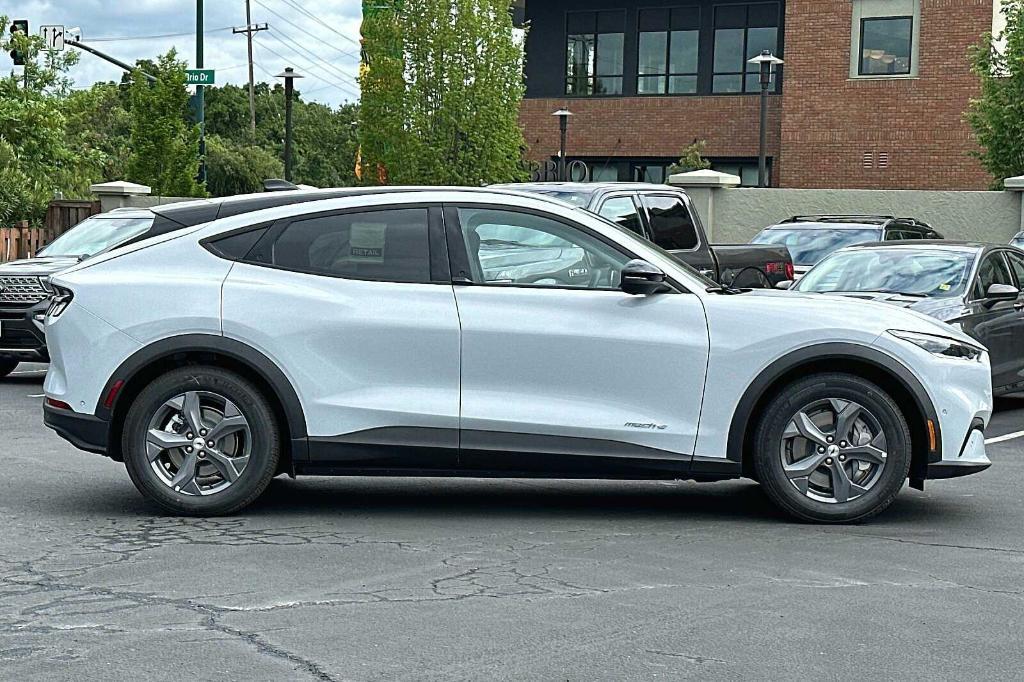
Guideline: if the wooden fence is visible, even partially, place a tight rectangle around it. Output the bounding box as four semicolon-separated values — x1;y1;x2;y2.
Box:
0;200;100;263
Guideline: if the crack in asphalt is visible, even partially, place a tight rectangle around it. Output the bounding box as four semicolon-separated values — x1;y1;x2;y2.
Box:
645;649;727;664
821;531;1024;556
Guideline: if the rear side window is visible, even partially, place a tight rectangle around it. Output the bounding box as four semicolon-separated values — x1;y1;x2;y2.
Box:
641;194;699;250
206;227;269;260
255;208;432;283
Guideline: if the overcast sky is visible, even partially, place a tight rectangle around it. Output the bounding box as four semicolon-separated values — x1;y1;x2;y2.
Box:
12;0;363;107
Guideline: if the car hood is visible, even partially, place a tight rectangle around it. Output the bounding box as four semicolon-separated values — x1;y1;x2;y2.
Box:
816;291;968;323
0;256;81;277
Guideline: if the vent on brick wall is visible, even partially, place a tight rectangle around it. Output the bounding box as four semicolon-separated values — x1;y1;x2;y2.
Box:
878;152;890;169
863;152;874;168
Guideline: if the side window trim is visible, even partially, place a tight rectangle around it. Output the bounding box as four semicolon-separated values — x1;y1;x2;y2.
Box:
639;192;703;253
240;203;443;285
595;192;649;240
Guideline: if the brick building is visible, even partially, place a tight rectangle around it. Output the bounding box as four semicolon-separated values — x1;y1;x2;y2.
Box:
519;0;1006;189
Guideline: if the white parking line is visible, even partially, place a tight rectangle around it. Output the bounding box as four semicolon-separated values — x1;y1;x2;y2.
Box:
986;430;1024;445
27;394;44;398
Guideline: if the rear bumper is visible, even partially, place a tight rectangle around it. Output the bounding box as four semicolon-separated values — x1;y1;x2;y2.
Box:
43;402;109;456
926;419;991;480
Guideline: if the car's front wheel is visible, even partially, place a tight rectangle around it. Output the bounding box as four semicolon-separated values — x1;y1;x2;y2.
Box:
754;373;912;523
122;366;280;515
0;359;19;378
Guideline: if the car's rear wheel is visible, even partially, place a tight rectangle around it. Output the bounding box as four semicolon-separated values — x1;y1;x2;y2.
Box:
122;366;280;516
0;359;19;378
754;373;912;523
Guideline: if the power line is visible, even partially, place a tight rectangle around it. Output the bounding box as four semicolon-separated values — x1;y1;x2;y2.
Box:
252;0;360;61
271;0;363;49
253;38;359;99
90;26;233;42
256;19;360;88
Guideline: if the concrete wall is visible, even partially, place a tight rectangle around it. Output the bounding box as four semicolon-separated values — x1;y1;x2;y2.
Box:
98;194;195;213
689;187;1024;244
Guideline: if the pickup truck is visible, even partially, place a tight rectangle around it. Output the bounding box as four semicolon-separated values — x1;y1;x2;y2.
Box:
495;182;793;288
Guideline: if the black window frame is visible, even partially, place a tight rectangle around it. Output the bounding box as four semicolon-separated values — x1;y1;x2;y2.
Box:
711;2;782;95
637;6;702;96
858;15;914;77
240;204;450;285
565;10;627;97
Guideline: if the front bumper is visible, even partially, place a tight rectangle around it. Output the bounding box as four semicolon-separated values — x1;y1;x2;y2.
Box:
43;402;110;456
0;300;50;361
927;419;991;480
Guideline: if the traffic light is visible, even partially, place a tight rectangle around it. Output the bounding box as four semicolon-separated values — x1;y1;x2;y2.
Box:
9;19;28;66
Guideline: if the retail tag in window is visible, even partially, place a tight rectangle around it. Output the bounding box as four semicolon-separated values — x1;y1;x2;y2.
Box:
349;223;386;263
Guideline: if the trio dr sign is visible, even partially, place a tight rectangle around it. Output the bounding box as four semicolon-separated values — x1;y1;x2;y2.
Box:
186;69;215;85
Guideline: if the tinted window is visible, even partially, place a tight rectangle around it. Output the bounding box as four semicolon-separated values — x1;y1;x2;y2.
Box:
259;209;431;283
1008;251;1024;287
456;207;630;289
40;216;154;258
206;227;268;260
597;196;644;236
642;194;699;250
974;252;1014;299
751;227;882;266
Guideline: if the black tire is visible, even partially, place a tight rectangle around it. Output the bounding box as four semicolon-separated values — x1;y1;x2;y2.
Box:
0;359;18;378
754;373;912;524
122;366;280;516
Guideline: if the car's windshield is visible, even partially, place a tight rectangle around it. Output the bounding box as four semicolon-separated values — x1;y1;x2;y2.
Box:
40;215;154;258
581;208;719;288
794;248;974;298
1012;233;1024;248
751;227;881;266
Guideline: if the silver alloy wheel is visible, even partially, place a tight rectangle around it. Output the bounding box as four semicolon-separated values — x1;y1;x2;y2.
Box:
145;391;252;496
780;398;888;504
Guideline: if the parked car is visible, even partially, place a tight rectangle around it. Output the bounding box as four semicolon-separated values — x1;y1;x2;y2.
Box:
1010;231;1024;248
793;241;1024;395
0;186;460;378
751;215;942;278
43;188;991;523
494;182;793;288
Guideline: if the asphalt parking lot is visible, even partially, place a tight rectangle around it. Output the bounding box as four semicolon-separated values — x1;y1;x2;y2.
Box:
2;363;1023;680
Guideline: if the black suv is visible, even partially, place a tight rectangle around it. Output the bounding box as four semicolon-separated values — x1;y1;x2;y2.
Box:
750;215;942;278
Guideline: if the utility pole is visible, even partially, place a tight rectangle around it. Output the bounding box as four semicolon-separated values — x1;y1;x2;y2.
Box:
197;0;207;188
233;0;268;137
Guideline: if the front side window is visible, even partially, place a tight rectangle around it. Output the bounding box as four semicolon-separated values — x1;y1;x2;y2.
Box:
860;16;913;75
1006;251;1024;287
974;252;1014;299
597;196;645;236
712;3;780;94
456;207;631;289
641;194;699;251
566;11;625;96
40;216;154;258
257;208;432;283
638;8;700;95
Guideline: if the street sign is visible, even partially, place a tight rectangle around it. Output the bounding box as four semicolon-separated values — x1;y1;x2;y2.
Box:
186;69;215;85
40;25;65;51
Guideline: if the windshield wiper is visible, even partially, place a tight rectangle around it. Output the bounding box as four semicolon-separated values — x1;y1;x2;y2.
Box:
705;285;749;295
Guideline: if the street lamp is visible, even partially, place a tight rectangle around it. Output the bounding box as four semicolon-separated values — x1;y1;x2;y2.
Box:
552;108;573;182
275;67;305;181
747;50;784;188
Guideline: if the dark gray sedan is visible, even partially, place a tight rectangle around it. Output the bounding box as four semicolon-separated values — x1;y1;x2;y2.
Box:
793;241;1024;394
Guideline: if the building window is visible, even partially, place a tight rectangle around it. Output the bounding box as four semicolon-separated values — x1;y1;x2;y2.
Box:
637;8;700;95
850;0;919;78
712;3;780;94
566;10;625;96
859;17;913;75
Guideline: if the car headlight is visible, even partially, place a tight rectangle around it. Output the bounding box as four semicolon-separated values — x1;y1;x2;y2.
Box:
45;285;74;320
888;330;985;361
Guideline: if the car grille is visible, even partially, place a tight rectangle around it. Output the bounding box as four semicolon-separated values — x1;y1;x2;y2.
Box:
0;276;48;305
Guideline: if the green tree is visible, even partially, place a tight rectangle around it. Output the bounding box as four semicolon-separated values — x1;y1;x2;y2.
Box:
63;83;132;182
126;49;204;197
205;134;283;197
967;0;1024;187
668;140;712;175
359;0;528;185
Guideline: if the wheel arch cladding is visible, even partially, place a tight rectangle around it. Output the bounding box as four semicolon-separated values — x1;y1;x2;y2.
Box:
99;335;307;467
730;343;939;484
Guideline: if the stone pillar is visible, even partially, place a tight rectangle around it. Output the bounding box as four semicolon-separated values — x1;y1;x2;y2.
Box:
666;169;741;241
1005;176;1024;232
90;181;153;213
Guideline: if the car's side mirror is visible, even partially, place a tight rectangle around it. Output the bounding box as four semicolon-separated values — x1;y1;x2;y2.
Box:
774;280;794;290
621;259;667;295
986;283;1020;303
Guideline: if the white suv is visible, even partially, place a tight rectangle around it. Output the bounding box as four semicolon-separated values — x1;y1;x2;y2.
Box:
42;189;993;522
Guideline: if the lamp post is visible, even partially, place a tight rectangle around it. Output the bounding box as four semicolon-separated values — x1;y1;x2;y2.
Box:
747;50;784;188
275;67;305;181
552;108;573;182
